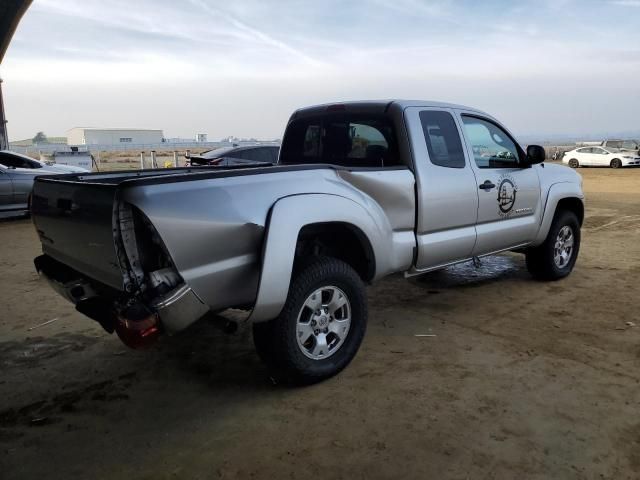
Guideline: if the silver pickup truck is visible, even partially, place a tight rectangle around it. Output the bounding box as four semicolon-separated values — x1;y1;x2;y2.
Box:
31;100;584;383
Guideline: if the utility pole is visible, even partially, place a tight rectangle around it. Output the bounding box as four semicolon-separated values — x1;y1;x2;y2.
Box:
0;76;8;150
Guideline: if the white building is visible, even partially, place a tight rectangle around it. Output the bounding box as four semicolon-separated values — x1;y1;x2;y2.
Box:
67;128;164;146
195;133;208;142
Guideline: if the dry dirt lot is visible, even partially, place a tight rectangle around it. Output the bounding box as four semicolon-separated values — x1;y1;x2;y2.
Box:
1;167;639;479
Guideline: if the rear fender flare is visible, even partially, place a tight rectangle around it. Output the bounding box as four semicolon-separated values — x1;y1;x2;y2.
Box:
249;193;391;322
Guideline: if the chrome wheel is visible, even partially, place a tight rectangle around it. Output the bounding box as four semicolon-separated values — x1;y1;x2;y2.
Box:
296;286;351;360
554;226;574;269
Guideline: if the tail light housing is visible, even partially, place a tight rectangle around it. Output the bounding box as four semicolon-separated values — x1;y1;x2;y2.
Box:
115;303;160;349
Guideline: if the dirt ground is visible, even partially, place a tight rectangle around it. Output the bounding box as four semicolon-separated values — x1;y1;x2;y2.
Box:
1;167;639;480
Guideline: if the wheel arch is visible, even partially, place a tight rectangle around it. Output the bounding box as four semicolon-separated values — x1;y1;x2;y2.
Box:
296;222;376;283
249;193;407;323
556;197;584;226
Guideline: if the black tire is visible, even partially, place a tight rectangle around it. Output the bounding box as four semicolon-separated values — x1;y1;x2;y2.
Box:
252;256;367;385
610;158;622;169
568;158;579;168
525;210;580;281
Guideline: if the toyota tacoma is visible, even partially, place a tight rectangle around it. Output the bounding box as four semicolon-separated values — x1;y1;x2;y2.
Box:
31;100;584;383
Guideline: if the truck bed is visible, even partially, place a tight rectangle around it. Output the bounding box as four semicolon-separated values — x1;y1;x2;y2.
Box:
31;165;275;289
31;163;415;312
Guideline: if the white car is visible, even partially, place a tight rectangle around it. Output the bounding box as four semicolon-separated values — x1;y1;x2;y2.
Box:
563;146;640;168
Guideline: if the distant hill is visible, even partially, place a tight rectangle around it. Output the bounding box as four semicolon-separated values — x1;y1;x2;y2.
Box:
9;137;67;147
520;130;640;146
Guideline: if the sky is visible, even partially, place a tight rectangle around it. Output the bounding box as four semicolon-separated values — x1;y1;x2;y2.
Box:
2;0;640;141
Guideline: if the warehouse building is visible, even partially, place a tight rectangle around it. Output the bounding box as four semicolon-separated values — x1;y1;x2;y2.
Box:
66;128;164;146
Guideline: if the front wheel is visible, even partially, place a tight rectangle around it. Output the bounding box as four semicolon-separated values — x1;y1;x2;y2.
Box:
610;158;622;169
525;210;580;280
252;256;367;385
568;158;579;168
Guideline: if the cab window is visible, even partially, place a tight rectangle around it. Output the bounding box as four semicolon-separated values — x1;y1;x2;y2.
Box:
461;116;522;168
280;114;399;167
419;110;465;168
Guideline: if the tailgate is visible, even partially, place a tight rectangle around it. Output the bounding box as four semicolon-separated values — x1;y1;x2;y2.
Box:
31;178;124;290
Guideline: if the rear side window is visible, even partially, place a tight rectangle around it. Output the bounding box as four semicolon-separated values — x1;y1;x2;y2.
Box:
419;110;465;168
279;114;399;167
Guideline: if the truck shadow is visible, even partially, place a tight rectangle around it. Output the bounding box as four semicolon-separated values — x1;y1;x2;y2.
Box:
0;253;534;470
411;254;529;289
0;216;30;224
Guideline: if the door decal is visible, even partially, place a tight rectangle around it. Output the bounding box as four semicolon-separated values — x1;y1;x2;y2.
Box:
497;173;517;216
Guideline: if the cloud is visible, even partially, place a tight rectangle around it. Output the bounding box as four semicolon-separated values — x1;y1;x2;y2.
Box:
186;0;324;67
2;0;639;140
610;0;640;5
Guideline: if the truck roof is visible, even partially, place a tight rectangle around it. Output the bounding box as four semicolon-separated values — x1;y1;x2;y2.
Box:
291;100;490;119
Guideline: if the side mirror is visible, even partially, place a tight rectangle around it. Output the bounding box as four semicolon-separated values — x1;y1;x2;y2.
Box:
524;145;545;166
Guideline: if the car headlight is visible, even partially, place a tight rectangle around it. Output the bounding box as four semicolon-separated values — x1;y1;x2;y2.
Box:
622;155;633;159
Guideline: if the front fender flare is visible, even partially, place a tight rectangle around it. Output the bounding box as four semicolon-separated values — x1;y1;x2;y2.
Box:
249;193;395;322
532;182;584;246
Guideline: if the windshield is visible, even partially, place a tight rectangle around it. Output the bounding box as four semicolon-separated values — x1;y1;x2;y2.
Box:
0;151;43;169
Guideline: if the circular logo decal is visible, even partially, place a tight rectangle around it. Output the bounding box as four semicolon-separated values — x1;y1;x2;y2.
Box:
497;177;517;214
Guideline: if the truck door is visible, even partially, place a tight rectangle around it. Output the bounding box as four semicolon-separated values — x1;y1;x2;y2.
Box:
456;112;542;255
405;107;479;270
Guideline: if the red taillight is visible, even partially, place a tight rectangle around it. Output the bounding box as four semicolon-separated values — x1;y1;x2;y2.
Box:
115;309;160;349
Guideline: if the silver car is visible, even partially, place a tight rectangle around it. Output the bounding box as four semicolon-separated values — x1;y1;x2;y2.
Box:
0;150;88;218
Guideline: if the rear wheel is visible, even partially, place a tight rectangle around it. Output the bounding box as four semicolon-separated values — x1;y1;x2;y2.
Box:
610;158;622;169
253;256;367;385
526;210;580;281
568;158;579;168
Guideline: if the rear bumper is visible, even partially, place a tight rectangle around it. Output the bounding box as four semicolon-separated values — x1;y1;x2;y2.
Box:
34;254;208;334
34;254;105;304
149;284;209;334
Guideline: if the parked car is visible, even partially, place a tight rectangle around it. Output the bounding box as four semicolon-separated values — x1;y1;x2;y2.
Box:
186;145;279;166
0;150;89;218
0;150;90;173
31;100;584;384
562;146;640;168
601;139;640;153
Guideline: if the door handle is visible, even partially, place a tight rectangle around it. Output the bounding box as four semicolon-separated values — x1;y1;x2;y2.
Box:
479;180;496;190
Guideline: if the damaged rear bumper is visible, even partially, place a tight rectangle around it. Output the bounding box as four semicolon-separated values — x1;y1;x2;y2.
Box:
148;284;209;333
34;254;209;336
